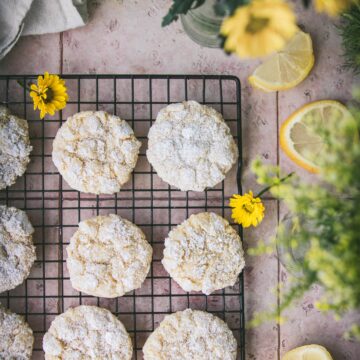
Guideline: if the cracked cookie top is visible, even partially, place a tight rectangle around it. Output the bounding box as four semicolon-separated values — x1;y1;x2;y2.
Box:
162;212;245;295
0;304;34;359
66;214;152;298
43;305;132;360
0;205;35;293
52;111;141;194
143;309;237;360
146;101;238;191
0;106;32;190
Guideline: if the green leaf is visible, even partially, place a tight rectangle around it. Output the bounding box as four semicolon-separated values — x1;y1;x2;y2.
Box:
302;0;311;8
338;4;360;74
250;92;360;337
162;0;206;27
214;0;250;17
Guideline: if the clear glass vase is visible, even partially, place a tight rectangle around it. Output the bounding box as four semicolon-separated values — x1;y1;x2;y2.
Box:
276;214;310;278
180;0;224;48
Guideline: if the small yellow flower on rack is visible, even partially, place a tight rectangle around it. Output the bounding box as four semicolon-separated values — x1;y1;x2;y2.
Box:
220;0;298;58
29;72;68;119
229;191;265;228
314;0;354;16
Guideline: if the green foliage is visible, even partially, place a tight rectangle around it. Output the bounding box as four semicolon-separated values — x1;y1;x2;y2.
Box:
162;0;206;27
162;0;341;28
338;4;360;73
162;0;249;27
251;93;360;339
213;0;250;16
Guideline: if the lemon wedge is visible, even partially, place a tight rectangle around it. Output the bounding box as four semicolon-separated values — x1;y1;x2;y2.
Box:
282;344;333;360
249;31;314;92
280;100;353;173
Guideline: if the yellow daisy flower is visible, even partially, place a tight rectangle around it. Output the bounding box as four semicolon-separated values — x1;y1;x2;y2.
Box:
314;0;354;16
229;191;265;228
220;0;298;58
30;72;68;119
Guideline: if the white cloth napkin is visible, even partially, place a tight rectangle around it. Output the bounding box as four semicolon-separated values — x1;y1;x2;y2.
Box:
0;0;88;60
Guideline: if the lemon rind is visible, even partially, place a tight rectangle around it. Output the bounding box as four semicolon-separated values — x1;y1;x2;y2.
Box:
249;32;315;92
280;100;349;173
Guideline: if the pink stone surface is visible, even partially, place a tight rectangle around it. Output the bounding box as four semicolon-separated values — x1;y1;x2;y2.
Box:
0;0;360;359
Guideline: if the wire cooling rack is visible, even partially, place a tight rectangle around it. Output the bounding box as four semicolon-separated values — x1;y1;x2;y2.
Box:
0;74;244;359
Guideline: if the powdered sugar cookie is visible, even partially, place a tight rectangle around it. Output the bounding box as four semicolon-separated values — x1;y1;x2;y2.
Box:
0;305;34;359
52;111;141;194
162;212;244;295
0;106;32;190
43;305;132;359
66;214;152;297
0;205;36;293
143;309;237;360
147;101;238;191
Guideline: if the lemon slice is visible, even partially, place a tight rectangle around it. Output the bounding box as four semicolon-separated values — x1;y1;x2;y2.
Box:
282;344;333;360
280;100;353;173
249;31;314;92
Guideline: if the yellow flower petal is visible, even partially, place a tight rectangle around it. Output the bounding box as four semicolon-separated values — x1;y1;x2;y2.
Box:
221;0;298;59
229;191;265;228
314;0;353;16
29;72;68;119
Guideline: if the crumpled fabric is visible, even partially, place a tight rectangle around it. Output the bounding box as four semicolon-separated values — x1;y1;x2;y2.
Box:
0;0;88;60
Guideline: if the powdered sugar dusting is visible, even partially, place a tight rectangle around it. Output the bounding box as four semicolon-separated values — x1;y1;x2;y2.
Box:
146;101;238;191
162;212;245;295
52;111;141;194
0;106;32;190
66;214;152;298
143;309;237;360
0;205;35;293
43;305;132;359
0;304;34;359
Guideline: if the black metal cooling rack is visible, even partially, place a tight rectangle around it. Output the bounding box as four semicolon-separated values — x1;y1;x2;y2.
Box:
0;74;244;360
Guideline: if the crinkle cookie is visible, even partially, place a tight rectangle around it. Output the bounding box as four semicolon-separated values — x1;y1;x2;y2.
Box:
66;214;152;298
52;111;141;194
146;101;238;191
0;304;34;359
162;212;245;295
43;305;132;360
0;106;32;190
0;205;36;293
143;309;237;360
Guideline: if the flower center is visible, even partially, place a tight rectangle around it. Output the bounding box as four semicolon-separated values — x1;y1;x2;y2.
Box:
243;202;255;213
246;16;270;34
43;87;54;104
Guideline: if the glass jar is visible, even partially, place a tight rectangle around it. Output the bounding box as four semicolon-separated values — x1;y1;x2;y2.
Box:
180;0;224;48
276;214;310;278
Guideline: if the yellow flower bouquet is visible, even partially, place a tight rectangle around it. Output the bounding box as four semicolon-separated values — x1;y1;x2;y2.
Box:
163;0;357;58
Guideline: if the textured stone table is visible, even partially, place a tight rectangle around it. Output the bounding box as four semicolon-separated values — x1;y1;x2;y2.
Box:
1;0;360;359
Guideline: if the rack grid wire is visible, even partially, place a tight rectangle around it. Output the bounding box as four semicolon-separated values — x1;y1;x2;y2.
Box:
0;74;244;360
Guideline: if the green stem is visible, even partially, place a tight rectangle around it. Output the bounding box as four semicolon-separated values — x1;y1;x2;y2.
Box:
17;80;32;92
255;172;294;198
